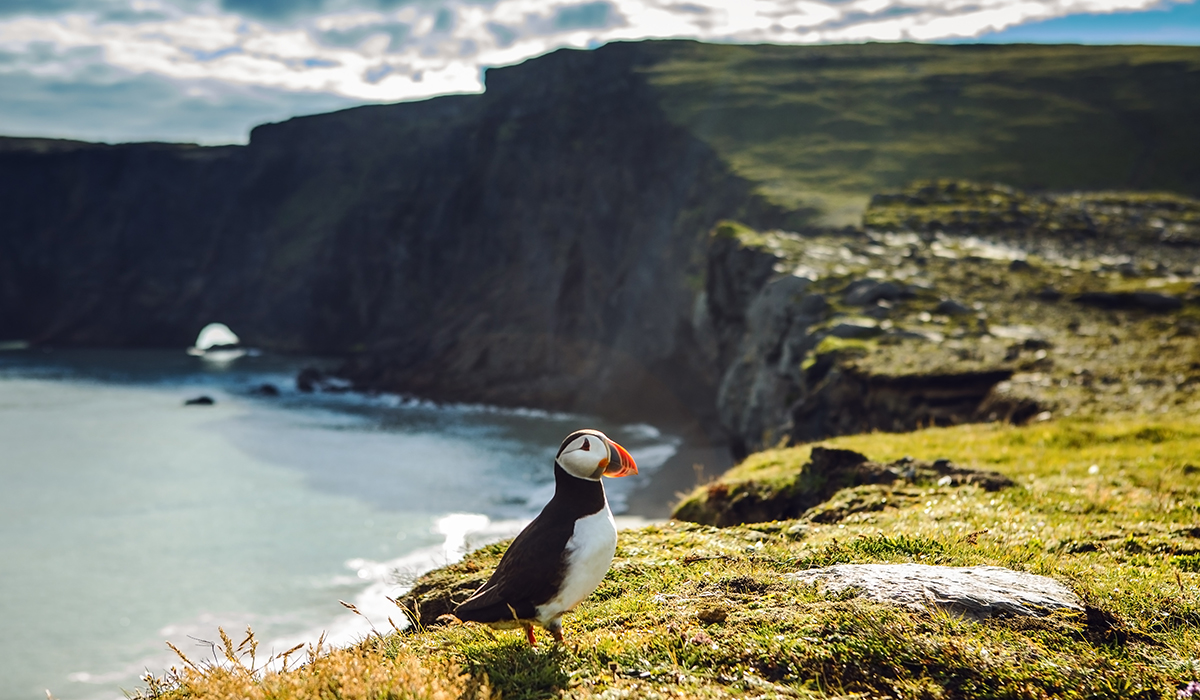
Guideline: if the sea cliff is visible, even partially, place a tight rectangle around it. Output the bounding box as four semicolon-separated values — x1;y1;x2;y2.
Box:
3;40;1200;443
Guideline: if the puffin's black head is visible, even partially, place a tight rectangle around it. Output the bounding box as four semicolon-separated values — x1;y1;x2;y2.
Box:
555;429;638;481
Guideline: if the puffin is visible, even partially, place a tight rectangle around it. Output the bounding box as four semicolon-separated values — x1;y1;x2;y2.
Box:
453;429;638;645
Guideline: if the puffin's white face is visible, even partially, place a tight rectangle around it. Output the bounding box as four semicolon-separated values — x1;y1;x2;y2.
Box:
555;429;638;481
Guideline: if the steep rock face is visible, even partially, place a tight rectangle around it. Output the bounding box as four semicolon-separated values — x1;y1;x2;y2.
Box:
695;229;1017;456
0;44;779;432
712;273;828;452
323;50;777;427
0;139;246;346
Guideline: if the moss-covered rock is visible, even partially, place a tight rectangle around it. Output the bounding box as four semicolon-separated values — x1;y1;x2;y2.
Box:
673;445;1012;527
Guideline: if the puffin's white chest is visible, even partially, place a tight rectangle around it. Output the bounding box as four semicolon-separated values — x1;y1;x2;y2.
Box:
537;507;617;623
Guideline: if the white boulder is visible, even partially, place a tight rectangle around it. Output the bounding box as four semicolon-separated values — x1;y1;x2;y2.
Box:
788;563;1082;619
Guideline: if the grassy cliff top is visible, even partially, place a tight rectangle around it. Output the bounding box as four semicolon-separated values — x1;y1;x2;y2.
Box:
142;417;1200;700
634;42;1200;225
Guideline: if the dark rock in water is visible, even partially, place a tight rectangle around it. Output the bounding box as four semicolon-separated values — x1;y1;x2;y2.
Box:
296;367;323;393
844;280;909;306
184;395;215;406
935;299;972;315
251;383;280;397
319;376;353;393
1073;291;1182;312
787;564;1082;619
296;368;354;393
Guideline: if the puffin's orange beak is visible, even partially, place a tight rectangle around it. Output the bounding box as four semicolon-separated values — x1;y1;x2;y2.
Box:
601;439;638;478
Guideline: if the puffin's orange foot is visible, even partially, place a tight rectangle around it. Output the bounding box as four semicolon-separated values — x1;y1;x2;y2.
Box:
523;624;536;646
551;628;564;644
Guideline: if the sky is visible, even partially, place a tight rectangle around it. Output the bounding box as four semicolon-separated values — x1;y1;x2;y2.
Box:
0;0;1196;145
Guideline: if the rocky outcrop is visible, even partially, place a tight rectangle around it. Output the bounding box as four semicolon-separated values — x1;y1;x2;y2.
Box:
693;181;1200;453
694;228;1019;456
673;446;1012;527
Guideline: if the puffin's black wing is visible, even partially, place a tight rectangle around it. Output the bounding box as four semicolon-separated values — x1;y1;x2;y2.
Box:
454;506;576;623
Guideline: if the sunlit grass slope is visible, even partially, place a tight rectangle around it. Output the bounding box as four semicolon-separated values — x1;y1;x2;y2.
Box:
146;416;1200;700
635;42;1200;225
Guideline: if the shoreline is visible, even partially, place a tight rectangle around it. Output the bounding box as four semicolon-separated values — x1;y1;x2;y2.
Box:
623;437;733;518
2;344;724;518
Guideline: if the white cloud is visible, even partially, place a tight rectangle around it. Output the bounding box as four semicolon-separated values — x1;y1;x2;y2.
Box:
0;0;1178;102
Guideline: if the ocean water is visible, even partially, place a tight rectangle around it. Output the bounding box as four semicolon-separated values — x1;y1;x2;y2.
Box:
0;349;680;700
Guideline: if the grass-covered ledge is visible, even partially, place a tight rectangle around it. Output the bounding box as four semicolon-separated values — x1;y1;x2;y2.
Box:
139;417;1200;700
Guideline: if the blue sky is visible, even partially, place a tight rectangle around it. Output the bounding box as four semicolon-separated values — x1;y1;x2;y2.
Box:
0;0;1195;145
978;0;1200;43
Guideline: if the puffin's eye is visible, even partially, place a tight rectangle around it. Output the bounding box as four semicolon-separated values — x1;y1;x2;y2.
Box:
580;438;590;451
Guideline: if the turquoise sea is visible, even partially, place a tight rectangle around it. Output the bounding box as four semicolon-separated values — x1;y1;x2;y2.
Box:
0;349;683;700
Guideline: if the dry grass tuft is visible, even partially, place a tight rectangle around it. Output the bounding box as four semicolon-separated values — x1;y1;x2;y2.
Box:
135;627;492;700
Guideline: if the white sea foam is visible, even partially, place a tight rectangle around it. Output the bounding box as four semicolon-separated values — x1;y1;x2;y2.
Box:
620;423;662;439
265;378;582;423
264;513;528;655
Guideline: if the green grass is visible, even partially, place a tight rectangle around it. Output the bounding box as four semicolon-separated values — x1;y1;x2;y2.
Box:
632;42;1200;225
145;416;1200;700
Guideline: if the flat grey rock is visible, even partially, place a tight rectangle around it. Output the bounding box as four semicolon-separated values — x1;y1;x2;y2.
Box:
787;563;1082;619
